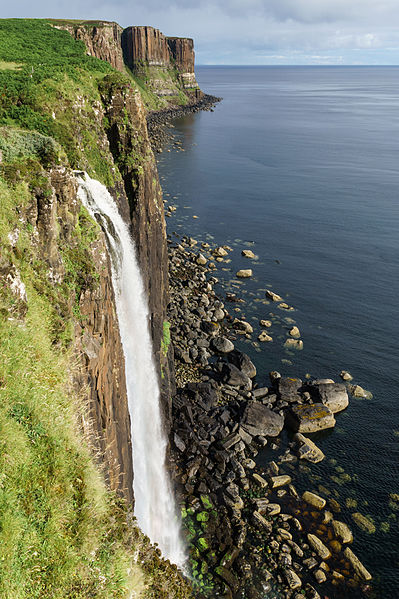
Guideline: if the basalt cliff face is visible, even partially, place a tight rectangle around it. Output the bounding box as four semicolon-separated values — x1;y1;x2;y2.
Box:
54;20;125;72
122;25;203;99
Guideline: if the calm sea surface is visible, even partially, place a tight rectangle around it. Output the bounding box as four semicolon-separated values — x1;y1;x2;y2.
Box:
156;66;399;598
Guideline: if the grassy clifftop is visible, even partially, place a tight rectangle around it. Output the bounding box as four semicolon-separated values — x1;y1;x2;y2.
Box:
0;19;192;599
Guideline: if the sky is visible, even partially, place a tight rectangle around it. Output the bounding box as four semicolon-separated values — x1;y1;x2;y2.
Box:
3;0;399;65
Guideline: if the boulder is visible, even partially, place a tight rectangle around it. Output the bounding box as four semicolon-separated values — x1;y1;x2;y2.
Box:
332;520;353;544
233;318;253;334
221;363;252;390
349;384;373;399
213;246;228;257
269;475;292;488
311;382;349;413
302;491;326;510
284;568;302;590
258;331;273;342
340;370;353;381
343;548;372;580
285;403;336;433
228;350;256;378
277;377;303;400
211;336;234;354
284;338;303;349
196;253;207;265
242;249;256;258
307;534;331;560
289;326;300;338
266;290;283;302
236;269;252;278
294;432;325;463
241;401;284;437
253;387;269;399
260;319;272;327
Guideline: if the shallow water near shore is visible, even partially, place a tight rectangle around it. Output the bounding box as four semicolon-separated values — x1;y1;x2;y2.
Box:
156;66;399;598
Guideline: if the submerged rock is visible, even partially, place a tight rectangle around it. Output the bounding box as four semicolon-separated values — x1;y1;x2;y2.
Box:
258;331;273;342
284;338;303;350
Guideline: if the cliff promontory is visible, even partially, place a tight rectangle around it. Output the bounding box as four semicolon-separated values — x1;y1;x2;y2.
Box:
0;18;191;599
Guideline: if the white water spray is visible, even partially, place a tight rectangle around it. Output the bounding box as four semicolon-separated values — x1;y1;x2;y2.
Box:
76;172;186;568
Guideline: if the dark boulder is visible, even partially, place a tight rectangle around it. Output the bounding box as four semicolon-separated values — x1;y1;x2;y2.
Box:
228;350;257;378
241;401;284;437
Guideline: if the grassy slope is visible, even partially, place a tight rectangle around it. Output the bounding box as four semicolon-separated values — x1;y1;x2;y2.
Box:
0;19;192;599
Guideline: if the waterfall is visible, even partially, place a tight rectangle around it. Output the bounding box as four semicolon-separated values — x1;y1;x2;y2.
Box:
76;172;186;568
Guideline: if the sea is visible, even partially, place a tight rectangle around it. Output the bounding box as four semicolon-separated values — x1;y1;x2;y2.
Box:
156;66;399;598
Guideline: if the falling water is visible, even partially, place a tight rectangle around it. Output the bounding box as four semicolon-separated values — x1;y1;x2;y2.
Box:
76;172;186;568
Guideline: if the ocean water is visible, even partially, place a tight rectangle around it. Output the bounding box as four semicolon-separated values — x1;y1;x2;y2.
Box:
156;66;399;597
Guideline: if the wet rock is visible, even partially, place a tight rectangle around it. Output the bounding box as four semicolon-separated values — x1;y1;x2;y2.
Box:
233;318;253;334
294;433;325;463
214;246;228;257
284;338;303;350
285;403;336;433
349;384;373;399
302;491;326;510
253;510;272;531
260;319;272;327
258;331;273;342
284;568;302;590
270;475;292;489
252;473;268;488
332;520;353;544
311;382;349;413
344;547;372;580
242;249;256;259
307;534;331;560
289;326;300;338
196;253;207;265
241;402;284;437
266;290;283;302
269;371;281;384
211;336;234;354
340;370;353;381
236;269;253;278
228;350;256;378
314;569;326;584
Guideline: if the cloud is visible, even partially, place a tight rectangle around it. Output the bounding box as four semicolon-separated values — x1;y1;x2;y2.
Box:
1;0;399;64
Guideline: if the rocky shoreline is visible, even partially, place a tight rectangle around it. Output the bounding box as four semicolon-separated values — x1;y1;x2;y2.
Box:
166;234;374;599
147;94;222;150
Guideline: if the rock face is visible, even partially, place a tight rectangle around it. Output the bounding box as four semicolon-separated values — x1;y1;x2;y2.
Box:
122;26;170;67
99;74;175;419
122;26;202;97
167;37;198;88
54;21;125;72
31;168;134;503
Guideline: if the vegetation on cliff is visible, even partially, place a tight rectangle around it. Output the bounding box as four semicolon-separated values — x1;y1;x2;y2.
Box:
0;18;192;599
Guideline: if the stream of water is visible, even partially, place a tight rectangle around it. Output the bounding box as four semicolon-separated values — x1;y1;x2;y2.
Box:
77;172;186;568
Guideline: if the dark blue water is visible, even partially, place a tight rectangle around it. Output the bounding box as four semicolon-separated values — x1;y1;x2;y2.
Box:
157;66;399;597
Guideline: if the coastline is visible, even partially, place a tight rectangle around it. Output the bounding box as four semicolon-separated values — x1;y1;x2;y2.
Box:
159;133;375;598
147;94;222;150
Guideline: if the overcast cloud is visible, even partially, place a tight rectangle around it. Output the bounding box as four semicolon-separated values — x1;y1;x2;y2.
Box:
3;0;399;64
